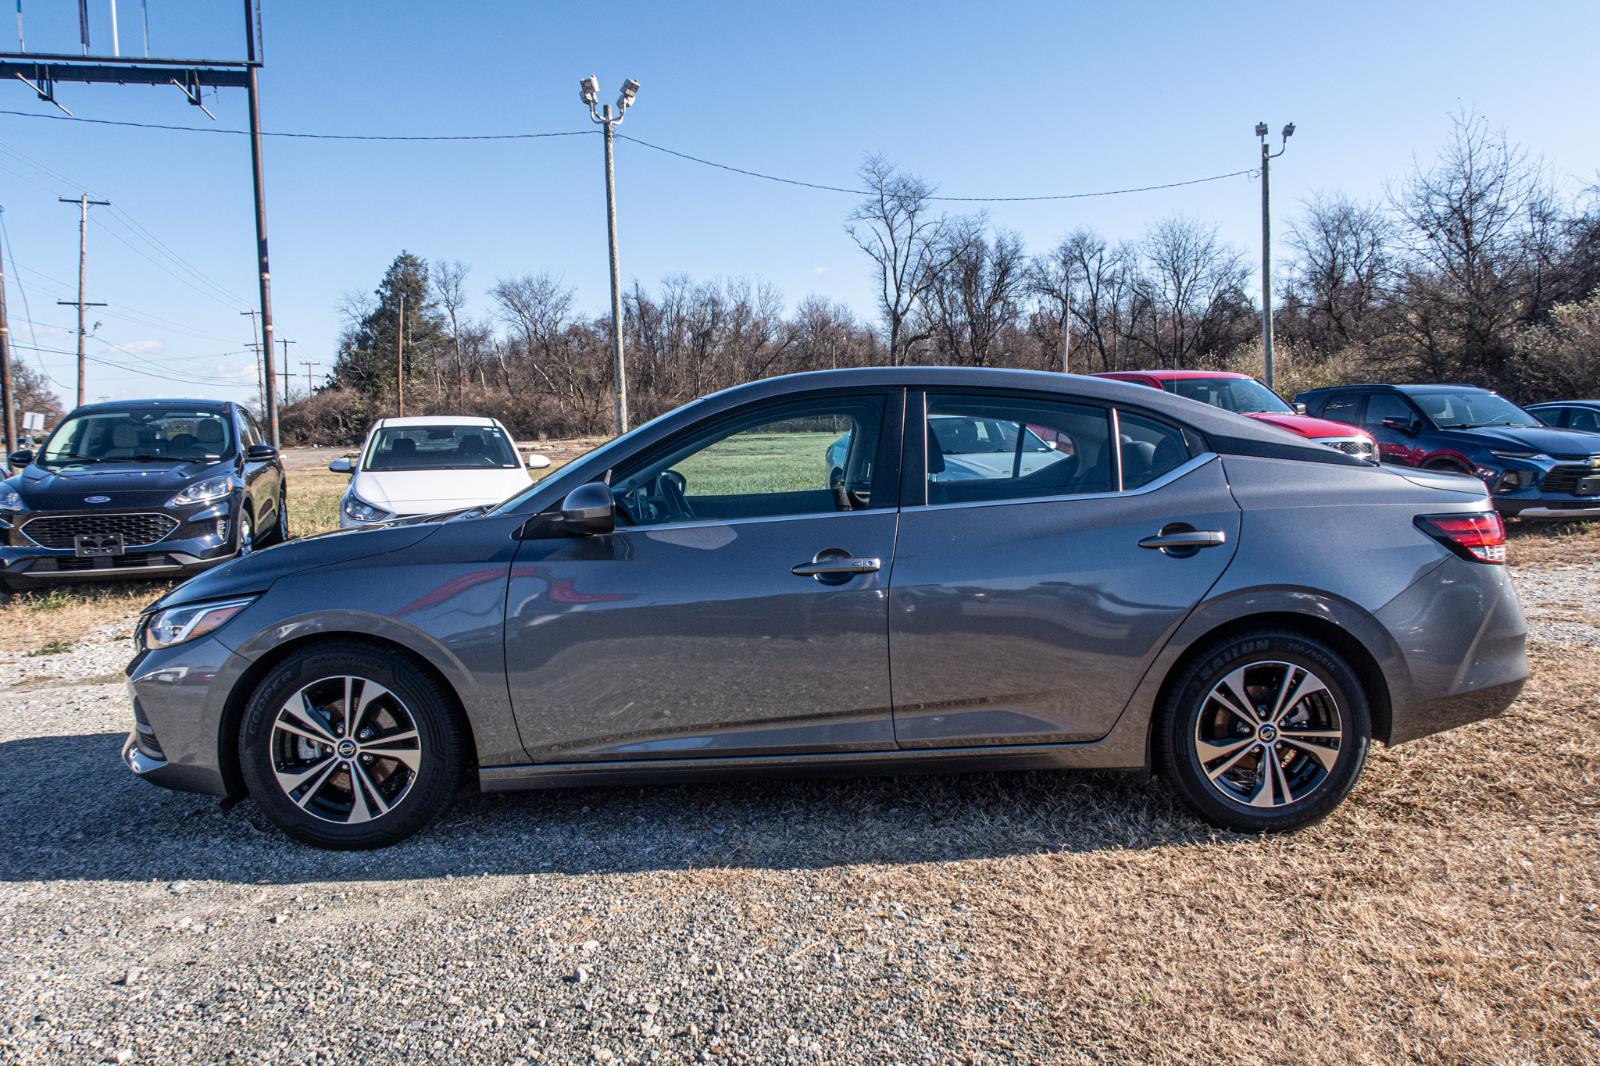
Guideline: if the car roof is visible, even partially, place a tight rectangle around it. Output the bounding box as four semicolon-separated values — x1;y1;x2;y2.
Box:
70;397;232;413
1527;400;1600;408
1299;383;1493;396
1095;369;1253;381
371;415;502;429
682;367;1335;454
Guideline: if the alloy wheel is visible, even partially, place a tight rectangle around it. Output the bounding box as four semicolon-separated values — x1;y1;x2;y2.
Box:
1192;659;1343;809
268;675;423;824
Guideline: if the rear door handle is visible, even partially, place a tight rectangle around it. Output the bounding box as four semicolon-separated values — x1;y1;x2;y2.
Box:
1138;530;1227;550
790;550;883;576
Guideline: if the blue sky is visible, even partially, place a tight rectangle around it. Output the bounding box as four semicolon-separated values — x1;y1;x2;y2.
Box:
0;0;1596;409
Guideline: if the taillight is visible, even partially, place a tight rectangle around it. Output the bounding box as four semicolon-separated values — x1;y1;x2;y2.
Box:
1415;512;1506;564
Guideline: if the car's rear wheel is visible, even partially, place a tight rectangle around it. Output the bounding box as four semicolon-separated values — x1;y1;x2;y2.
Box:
238;642;463;849
1158;629;1370;832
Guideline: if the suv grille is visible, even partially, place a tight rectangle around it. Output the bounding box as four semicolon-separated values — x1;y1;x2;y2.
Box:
1320;438;1377;462
1541;464;1600;494
21;513;179;549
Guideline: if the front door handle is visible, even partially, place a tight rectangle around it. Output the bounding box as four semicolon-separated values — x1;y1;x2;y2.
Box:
792;549;881;580
1138;530;1227;550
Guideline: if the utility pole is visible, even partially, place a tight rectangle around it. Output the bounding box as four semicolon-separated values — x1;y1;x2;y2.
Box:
304;361;323;396
1256;121;1294;392
0;208;14;457
278;336;294;405
580;74;640;436
240;308;263;414
242;0;278;448
395;293;405;416
57;194;109;406
1061;288;1072;374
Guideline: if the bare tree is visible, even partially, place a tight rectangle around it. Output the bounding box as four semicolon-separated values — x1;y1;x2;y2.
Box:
924;228;1027;366
1135;216;1253;368
431;259;471;392
847;155;980;364
1284;193;1395;346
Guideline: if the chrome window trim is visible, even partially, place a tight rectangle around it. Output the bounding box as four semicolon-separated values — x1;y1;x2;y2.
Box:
612;506;899;535
19;511;182;550
911;453;1218;513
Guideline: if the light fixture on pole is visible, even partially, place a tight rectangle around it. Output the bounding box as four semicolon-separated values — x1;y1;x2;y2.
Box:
1257;120;1294;392
581;73;640;435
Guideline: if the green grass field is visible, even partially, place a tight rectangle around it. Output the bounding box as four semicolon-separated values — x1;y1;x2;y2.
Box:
674;431;839;497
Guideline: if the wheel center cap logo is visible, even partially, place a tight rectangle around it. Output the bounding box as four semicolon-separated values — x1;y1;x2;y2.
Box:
336;739;357;758
1258;724;1278;742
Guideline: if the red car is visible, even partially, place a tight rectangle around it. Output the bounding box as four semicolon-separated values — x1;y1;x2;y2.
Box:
1094;370;1377;462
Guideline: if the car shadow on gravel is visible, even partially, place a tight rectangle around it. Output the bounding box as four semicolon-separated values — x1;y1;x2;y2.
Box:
0;731;1222;885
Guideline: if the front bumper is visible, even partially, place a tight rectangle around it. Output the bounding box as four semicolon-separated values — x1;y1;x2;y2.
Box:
0;500;242;584
122;631;255;798
1495;499;1600;521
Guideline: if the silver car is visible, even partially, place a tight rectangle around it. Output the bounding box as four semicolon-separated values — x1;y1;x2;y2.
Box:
123;368;1527;848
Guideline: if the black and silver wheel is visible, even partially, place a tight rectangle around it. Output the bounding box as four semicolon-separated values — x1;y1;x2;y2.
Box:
235;505;255;558
239;642;463;848
1159;630;1370;832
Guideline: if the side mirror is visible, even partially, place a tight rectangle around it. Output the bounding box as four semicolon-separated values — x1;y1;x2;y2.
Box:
560;482;615;536
246;443;279;461
327;457;353;474
523;452;553;469
1293;402;1307;415
1381;416;1418;435
7;450;33;468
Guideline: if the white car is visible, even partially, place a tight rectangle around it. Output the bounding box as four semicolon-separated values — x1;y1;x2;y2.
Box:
330;416;540;527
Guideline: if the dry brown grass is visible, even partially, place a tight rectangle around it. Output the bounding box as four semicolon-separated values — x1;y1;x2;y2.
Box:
1508;519;1600;571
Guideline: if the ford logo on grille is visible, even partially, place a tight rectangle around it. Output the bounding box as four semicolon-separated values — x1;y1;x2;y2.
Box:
83;496;112;504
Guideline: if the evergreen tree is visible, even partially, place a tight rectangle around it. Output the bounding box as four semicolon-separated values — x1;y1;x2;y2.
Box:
331;251;449;401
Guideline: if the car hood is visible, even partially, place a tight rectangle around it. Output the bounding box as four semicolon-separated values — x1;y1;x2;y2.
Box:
12;459;233;508
1245;412;1368;439
150;519;445;611
1434;425;1600;457
350;468;531;513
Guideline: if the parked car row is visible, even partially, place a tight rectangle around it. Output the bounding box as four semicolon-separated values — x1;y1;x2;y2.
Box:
1095;369;1600;521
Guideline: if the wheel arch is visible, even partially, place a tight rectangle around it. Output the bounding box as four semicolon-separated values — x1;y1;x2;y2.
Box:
216;631;479;799
1149;612;1393;749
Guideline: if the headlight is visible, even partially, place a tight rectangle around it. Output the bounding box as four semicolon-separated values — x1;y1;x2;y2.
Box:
140;597;255;651
0;487;25;513
342;492;391;523
1489;450;1548;460
168;474;239;507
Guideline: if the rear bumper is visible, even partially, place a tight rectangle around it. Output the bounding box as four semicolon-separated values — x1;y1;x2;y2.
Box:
1375;555;1528;743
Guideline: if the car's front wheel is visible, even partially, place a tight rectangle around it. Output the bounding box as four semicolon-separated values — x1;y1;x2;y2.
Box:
238;641;463;848
1158;629;1371;833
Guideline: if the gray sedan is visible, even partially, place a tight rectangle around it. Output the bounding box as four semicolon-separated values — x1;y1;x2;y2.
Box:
123;368;1528;848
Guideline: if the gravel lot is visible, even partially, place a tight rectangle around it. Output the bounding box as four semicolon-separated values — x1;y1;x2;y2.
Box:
1;532;1597;1064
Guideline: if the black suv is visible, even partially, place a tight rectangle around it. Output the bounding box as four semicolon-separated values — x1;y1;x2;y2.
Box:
0;399;286;589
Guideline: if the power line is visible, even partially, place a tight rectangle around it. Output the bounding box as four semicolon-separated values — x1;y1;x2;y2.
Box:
0;108;597;141
13;340;254;388
0;205;70;389
1;107;1262;202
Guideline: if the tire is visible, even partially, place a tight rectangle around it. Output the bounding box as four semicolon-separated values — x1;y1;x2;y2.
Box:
238;641;464;849
235;505;255;558
1157;629;1371;833
256;491;289;547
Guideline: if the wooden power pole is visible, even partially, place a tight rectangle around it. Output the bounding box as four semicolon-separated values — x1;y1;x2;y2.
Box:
57;194;109;406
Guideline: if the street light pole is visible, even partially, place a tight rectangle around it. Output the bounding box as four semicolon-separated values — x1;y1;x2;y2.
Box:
1256;121;1294;392
581;74;640;436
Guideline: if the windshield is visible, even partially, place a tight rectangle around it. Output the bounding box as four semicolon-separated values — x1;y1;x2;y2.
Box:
364;424;521;471
1165;376;1293;415
40;408;234;467
1411;391;1541;429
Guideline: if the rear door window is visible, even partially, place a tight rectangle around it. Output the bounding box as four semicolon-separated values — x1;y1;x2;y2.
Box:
1118;412;1191;489
924;395;1110;504
1314;393;1363;426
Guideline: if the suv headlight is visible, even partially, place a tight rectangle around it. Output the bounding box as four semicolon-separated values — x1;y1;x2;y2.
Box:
140;597;255;651
0;486;25;513
168;474;239;507
342;492;391;523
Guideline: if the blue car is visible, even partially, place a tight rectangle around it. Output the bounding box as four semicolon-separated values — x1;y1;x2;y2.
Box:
1295;383;1600;520
1525;400;1600;434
